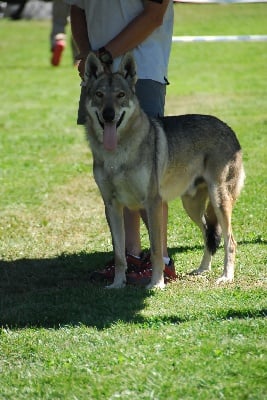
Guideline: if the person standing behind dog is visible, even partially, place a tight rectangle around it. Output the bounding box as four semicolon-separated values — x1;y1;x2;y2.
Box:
65;0;177;284
50;0;78;66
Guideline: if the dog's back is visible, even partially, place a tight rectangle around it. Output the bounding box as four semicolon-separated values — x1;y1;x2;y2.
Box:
156;114;244;203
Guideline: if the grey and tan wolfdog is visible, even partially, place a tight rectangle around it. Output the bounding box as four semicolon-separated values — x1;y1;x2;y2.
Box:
83;52;245;289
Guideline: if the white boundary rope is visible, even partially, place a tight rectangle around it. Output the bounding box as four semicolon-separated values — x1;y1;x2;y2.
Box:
172;35;267;42
174;0;267;3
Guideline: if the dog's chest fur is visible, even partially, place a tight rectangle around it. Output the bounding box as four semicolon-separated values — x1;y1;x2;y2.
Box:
94;159;151;209
93;149;153;209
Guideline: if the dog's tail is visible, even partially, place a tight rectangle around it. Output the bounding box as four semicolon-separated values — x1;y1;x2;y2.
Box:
204;202;222;255
205;222;222;255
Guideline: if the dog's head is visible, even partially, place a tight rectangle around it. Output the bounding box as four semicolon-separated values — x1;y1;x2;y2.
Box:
84;52;138;151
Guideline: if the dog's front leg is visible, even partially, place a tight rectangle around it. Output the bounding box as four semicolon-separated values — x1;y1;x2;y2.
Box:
105;202;127;289
145;196;165;289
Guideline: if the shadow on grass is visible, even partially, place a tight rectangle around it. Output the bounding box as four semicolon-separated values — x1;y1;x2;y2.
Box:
0;239;266;330
0;249;181;330
0;245;198;329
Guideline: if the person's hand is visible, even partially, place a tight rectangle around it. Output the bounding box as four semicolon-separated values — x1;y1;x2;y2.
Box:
77;58;86;80
76;51;111;81
75;52;89;80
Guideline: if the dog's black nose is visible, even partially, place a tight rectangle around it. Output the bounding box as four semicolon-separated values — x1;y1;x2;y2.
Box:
102;107;115;122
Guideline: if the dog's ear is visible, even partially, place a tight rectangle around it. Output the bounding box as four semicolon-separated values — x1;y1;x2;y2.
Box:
119;52;137;89
84;52;104;83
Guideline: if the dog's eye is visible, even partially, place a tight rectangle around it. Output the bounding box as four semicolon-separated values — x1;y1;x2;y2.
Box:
95;91;103;98
117;92;125;99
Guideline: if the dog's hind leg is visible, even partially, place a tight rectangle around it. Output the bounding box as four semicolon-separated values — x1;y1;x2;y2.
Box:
209;185;236;284
182;187;221;275
105;203;127;289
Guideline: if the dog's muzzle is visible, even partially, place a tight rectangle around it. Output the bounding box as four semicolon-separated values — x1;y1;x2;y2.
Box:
95;111;125;151
96;110;125;130
103;107;115;123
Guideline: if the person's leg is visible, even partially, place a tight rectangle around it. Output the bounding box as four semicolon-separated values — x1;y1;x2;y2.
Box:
123;209;142;256
162;202;168;258
77;84;87;125
135;79;166;119
50;0;69;66
50;0;69;47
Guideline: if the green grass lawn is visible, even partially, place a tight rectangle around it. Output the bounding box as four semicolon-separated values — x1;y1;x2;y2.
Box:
0;4;267;399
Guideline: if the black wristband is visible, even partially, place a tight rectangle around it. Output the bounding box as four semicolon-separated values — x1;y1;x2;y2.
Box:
98;47;113;65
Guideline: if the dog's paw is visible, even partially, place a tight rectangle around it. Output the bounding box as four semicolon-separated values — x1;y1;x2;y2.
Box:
146;279;165;290
105;270;126;289
106;280;126;289
189;269;201;276
216;275;234;284
189;267;210;276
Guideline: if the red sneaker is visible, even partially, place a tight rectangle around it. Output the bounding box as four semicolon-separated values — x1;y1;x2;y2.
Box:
51;35;66;66
89;253;146;283
164;259;178;283
89;252;178;286
127;258;177;286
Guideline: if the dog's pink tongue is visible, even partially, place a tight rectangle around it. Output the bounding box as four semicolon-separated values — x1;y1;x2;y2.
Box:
103;122;117;151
